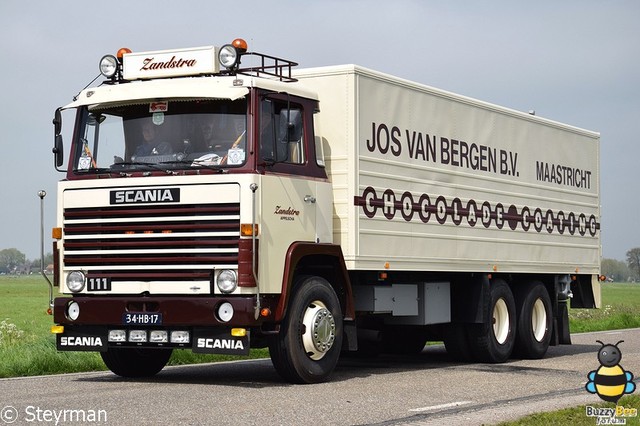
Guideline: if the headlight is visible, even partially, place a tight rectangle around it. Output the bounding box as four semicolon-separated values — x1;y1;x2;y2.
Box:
66;271;86;293
99;54;118;78
66;301;80;321
217;269;238;294
218;44;239;69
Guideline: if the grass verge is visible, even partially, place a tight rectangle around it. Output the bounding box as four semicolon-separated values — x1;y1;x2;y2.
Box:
497;395;640;425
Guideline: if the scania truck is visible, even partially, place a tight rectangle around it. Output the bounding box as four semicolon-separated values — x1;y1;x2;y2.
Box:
46;39;601;383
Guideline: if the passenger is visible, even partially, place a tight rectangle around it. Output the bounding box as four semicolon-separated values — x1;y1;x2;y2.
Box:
197;115;227;155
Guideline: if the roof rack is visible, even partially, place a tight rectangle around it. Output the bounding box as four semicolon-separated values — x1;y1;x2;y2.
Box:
235;51;298;82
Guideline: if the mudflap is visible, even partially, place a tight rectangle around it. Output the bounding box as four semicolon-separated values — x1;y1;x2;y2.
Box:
192;328;250;355
56;326;108;352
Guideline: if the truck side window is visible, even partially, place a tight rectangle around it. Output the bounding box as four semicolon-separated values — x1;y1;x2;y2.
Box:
260;98;304;165
278;108;304;164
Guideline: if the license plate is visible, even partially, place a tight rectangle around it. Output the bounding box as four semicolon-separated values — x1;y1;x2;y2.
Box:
122;313;163;325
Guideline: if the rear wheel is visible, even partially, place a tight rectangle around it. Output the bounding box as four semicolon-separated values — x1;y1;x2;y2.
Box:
468;279;516;362
101;348;173;378
513;282;552;359
269;276;343;384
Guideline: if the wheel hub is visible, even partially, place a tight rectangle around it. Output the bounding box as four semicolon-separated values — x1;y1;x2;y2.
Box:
531;298;547;342
302;301;336;360
492;297;510;345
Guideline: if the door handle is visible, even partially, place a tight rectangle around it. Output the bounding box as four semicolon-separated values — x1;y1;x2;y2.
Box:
304;195;316;204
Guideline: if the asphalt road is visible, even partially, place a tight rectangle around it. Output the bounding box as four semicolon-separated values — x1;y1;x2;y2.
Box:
1;328;639;425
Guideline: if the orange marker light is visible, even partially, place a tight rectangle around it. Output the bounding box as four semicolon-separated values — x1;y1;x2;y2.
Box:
241;224;258;236
52;227;62;239
232;38;248;53
117;47;132;59
260;308;271;317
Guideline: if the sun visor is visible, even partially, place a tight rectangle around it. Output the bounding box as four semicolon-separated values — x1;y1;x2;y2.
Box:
63;78;249;109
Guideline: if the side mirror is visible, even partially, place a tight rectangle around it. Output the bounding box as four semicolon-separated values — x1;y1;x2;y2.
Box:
52;108;65;170
53;134;64;168
53;108;62;136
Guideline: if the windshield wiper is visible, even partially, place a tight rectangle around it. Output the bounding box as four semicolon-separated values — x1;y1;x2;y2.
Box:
75;167;119;176
159;160;226;172
111;161;174;174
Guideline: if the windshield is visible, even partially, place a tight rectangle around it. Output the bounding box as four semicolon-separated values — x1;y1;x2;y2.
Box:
72;99;247;172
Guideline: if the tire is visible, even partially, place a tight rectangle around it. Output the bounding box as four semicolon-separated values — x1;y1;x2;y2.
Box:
268;276;343;384
101;348;173;378
468;279;516;363
513;281;552;359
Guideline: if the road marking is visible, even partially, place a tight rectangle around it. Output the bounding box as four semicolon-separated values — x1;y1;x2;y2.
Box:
409;401;473;412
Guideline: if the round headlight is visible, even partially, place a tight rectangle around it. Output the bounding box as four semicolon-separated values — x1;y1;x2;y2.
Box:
217;270;238;294
99;54;118;78
217;302;234;323
66;271;86;293
67;301;80;321
218;44;239;69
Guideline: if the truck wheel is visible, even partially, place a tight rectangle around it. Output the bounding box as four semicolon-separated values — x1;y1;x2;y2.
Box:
468;279;515;362
101;348;173;378
268;276;343;384
513;281;552;359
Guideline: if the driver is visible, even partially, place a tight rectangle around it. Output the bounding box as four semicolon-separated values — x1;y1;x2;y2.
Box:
135;119;172;156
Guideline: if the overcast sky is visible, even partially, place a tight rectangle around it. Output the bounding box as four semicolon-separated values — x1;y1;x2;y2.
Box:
1;1;638;261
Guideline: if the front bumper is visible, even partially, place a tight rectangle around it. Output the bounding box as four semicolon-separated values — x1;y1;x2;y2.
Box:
53;295;279;355
53;295;277;326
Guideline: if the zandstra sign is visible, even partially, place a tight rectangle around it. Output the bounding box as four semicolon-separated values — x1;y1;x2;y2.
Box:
123;46;219;80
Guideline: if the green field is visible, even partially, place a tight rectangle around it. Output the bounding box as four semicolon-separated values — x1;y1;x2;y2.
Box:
570;282;640;332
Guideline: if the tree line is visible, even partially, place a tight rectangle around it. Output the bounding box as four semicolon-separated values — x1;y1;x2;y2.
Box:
602;247;640;282
0;248;52;275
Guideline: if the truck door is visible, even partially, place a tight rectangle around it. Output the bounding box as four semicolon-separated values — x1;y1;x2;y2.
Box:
258;97;321;292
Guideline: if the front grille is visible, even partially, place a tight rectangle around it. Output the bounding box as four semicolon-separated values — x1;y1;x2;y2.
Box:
63;203;240;282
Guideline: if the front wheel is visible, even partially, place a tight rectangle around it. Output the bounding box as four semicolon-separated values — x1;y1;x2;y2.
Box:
268;276;343;384
101;348;173;378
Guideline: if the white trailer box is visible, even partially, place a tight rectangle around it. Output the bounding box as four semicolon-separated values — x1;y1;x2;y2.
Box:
296;65;600;275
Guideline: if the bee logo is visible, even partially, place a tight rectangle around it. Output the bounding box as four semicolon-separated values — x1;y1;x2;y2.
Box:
585;340;636;403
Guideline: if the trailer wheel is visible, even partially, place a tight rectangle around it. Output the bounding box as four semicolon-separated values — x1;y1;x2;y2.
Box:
268;276;343;384
468;279;515;362
101;348;172;378
513;282;552;359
